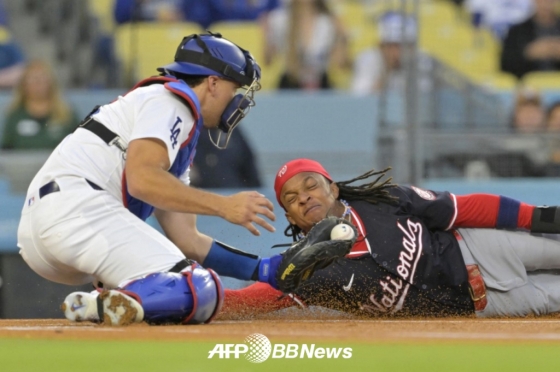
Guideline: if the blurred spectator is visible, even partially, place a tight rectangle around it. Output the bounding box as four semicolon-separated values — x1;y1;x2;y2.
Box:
114;0;188;24
265;0;350;90
0;0;7;26
0;26;25;90
511;87;546;132
1;61;79;150
114;0;279;28
190;127;262;188
501;0;560;79
205;0;280;27
465;0;533;40
491;87;548;177
350;12;431;95
455;88;549;179
545;100;560;174
547;100;560;130
91;33;120;89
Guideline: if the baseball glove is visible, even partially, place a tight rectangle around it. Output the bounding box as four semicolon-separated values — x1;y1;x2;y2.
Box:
275;217;358;293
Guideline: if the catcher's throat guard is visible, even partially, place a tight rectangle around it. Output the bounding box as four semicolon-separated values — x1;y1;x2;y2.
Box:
276;217;358;293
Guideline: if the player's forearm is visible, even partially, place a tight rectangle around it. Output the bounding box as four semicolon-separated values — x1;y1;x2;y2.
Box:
127;166;226;217
154;210;213;262
454;194;560;234
176;232;213;263
453;194;533;229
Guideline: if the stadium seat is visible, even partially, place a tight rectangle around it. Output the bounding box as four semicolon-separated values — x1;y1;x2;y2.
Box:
339;1;377;58
522;72;560;91
419;0;504;90
338;0;505;90
114;22;202;84
331;2;378;89
209;21;280;91
477;72;519;91
88;0;115;33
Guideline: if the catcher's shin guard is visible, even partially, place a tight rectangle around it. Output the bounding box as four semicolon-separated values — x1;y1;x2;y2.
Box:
123;263;224;324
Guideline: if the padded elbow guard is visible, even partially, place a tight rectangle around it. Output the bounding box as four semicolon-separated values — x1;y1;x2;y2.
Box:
123;263;224;324
531;206;560;234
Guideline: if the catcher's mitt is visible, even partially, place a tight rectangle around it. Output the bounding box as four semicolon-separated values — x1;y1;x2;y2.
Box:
275;217;358;293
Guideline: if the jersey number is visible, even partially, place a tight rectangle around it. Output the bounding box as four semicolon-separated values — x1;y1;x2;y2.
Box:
170;116;182;149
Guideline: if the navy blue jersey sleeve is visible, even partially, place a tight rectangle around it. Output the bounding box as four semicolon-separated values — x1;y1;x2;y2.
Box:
389;185;457;230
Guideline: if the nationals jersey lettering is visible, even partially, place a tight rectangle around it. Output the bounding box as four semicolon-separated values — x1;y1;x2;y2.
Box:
396;219;423;280
363;276;406;313
362;219;423;313
170;116;182;149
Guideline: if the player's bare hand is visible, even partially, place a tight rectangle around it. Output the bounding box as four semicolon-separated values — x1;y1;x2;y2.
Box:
221;191;276;236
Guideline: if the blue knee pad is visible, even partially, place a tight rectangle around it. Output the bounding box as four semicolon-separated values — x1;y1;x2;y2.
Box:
123;263;224;324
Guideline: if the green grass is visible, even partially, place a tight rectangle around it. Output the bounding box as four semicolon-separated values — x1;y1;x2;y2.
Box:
0;339;559;372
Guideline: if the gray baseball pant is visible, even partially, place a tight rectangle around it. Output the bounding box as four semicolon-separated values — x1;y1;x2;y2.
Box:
457;228;560;317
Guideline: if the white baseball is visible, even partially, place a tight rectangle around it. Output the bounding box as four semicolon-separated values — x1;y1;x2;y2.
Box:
330;224;355;240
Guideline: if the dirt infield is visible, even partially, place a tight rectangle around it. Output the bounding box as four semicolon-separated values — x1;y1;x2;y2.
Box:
3;308;560;343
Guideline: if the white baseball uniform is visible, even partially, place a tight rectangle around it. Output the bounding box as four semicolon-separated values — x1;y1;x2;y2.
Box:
18;83;197;288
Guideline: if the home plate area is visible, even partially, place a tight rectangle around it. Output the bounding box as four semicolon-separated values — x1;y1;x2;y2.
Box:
2;307;560;343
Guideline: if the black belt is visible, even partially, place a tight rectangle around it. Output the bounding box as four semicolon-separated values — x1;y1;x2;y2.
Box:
38;179;103;199
39;182;60;198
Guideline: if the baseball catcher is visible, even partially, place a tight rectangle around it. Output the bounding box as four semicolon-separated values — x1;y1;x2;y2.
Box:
18;32;285;325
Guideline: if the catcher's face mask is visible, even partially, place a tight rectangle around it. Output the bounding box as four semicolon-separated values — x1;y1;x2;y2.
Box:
210;78;261;149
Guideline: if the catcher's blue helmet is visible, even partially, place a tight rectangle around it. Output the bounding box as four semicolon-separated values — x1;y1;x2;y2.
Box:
157;32;261;87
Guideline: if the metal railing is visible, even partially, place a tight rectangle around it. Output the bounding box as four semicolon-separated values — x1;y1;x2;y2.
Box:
375;0;512;184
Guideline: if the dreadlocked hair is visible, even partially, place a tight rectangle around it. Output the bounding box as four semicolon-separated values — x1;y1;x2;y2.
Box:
336;167;398;205
285;224;301;242
283;167;399;242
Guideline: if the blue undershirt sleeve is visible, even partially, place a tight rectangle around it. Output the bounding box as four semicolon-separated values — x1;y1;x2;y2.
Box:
202;240;260;280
